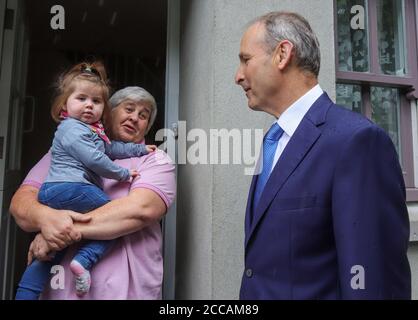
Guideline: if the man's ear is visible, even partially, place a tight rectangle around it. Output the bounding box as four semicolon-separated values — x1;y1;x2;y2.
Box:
272;40;294;70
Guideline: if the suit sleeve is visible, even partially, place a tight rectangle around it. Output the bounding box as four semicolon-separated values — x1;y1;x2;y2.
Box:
332;125;411;299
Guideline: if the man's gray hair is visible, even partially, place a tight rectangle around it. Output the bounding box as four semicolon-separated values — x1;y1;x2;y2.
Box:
109;86;157;134
251;11;321;77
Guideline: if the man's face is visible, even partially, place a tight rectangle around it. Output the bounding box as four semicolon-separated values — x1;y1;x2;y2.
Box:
235;23;279;112
111;100;151;143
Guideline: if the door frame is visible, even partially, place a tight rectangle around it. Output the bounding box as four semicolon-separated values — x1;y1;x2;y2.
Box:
0;0;28;300
0;0;6;75
162;0;180;300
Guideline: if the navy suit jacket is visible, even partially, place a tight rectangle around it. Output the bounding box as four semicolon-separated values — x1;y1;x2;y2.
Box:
240;93;411;299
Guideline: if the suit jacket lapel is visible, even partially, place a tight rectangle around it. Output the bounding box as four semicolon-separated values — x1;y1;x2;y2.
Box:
244;173;258;241
245;92;333;248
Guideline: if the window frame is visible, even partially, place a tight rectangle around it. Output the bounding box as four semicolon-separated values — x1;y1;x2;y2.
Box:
334;0;418;201
336;0;418;96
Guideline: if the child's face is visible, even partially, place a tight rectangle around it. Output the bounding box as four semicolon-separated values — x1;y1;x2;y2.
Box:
64;81;105;124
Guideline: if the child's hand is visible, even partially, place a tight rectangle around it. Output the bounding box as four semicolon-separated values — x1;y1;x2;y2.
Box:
130;169;140;178
146;145;157;153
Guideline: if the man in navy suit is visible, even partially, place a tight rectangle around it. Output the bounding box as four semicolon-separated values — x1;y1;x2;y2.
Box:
235;11;411;299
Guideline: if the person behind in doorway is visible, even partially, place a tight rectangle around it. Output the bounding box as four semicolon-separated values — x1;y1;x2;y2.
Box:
10;83;173;300
235;11;411;299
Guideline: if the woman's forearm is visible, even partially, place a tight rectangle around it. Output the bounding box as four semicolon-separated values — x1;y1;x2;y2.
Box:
10;185;89;250
75;188;167;240
9;185;50;232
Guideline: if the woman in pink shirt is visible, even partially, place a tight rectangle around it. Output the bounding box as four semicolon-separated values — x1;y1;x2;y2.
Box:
10;86;176;299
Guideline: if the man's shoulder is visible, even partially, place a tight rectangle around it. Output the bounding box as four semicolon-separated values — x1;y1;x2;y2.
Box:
325;104;391;145
327;104;376;131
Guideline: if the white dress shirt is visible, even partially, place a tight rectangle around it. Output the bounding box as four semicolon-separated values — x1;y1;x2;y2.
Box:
270;84;324;173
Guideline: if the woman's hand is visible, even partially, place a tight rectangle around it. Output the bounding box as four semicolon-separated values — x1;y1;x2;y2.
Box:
40;210;91;251
27;233;55;265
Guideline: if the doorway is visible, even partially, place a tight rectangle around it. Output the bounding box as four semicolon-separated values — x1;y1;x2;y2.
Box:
22;0;168;174
0;0;178;299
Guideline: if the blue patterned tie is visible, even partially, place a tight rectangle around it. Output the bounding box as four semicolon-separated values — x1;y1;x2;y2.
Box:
253;123;284;209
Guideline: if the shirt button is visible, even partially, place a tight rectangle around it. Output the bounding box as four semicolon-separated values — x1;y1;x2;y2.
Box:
245;268;253;278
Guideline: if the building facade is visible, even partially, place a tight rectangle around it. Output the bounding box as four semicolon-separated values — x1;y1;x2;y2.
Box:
0;0;417;299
